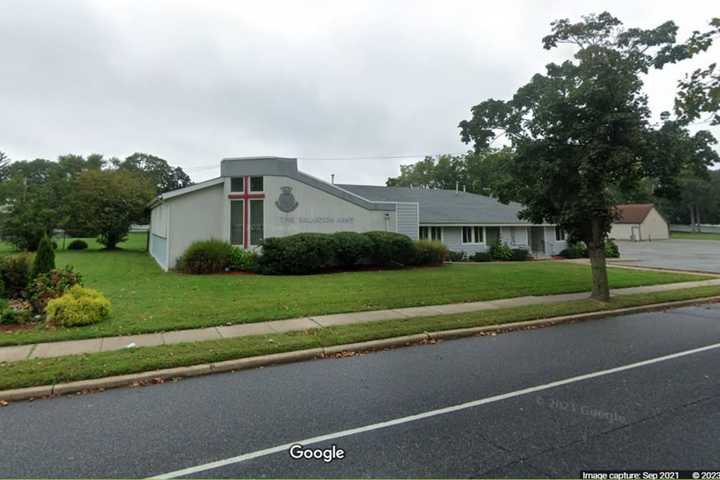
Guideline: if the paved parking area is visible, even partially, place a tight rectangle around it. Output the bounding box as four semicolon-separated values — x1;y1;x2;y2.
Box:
616;239;720;273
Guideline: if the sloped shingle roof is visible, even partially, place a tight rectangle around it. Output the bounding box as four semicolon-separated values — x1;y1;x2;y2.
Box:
337;184;529;224
614;204;655;224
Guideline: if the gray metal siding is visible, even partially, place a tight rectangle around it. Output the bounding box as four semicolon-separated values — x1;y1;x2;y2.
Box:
396;202;419;239
149;234;168;271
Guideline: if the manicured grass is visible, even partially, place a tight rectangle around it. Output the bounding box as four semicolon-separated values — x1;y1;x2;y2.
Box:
1;285;718;391
0;232;707;346
671;231;720;241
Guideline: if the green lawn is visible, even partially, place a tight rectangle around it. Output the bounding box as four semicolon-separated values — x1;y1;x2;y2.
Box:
672;231;720;241
1;285;719;391
0;232;706;346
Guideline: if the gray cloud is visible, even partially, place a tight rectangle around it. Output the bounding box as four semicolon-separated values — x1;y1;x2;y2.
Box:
1;0;717;185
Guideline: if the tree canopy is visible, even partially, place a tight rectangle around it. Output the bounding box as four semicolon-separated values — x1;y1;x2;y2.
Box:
458;12;719;300
114;152;193;195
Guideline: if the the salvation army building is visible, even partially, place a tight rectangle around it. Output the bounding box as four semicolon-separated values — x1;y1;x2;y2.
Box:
148;157;567;270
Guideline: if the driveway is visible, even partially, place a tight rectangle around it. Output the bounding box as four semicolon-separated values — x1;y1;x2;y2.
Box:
616;239;720;273
1;303;720;477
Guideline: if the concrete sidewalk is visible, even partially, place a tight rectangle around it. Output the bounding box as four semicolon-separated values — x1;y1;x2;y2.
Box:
2;278;720;364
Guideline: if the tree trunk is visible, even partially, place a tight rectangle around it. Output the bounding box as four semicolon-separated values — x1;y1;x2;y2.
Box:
588;218;610;301
696;206;702;231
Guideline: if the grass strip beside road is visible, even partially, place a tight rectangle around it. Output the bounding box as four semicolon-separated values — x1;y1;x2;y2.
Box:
1;285;719;392
671;232;720;241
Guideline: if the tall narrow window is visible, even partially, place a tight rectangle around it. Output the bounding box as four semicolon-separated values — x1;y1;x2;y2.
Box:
462;227;472;243
230;178;244;192
430;227;442;241
419;226;429;240
473;226;484;243
230;200;244;245
250;199;264;245
555;226;566;241
250;176;264;192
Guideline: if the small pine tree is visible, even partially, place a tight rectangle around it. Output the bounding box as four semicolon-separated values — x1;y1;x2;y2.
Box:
32;235;55;278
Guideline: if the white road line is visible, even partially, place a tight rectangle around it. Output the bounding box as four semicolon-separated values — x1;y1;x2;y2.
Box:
149;341;720;479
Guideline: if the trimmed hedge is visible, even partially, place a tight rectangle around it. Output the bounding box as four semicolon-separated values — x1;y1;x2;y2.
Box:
469;251;492;262
364;231;417;267
258;233;338;274
510;248;531;261
333;232;374;268
230;248;258;272
258;231;422;275
605;239;620;258
414;240;448;266
67;239;89;250
179;239;234;274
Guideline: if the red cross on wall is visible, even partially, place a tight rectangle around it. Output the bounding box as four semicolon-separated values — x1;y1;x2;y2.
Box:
228;176;265;249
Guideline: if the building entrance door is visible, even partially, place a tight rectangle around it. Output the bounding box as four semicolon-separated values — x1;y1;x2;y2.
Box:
530;227;545;256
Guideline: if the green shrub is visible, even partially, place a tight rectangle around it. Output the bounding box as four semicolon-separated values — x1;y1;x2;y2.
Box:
332;232;374;268
179;239;234;274
469;251;492;262
510;248;531;261
51;240;58;250
605;239;620;258
363;231;417;267
230;248;258;272
0;253;32;298
45;285;111;327
0;306;32;325
28;267;83;313
67;239;89;250
448;251;466;262
31;235;55;278
560;242;587;259
258;234;338;274
414;240;448;266
489;241;513;261
0;277;4;299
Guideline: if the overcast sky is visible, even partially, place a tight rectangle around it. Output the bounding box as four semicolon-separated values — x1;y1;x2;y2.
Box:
1;1;717;185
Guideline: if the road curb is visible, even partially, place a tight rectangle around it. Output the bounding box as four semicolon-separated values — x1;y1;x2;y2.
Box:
2;295;719;404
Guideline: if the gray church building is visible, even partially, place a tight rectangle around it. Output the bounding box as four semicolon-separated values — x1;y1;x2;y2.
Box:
148;157;567;270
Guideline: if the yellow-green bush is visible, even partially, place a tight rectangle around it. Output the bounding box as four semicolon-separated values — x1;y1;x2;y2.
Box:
45;285;111;327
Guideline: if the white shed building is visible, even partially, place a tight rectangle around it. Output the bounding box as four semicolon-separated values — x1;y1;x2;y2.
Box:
610;204;670;241
148;157;567;270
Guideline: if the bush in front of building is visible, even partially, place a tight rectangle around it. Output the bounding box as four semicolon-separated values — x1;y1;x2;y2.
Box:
489;241;513;261
67;239;89;250
510;248;531;261
45;285;111;327
363;231;417;267
559;241;587;259
230;247;258;272
605;239;620;258
448;251;466;262
179;239;234;274
469;251;492;262
0;253;32;298
413;240;448;266
258;233;338;274
332;232;374;268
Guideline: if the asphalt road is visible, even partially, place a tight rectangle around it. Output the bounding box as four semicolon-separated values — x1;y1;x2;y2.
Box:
1;303;720;478
616;239;720;273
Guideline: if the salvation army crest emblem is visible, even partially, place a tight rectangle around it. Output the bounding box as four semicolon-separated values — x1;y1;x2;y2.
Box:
276;186;299;213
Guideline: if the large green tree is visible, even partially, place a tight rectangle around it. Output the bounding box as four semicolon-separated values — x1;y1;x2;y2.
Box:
386;149;514;198
459;12;719;300
67;169;155;249
115;153;193;195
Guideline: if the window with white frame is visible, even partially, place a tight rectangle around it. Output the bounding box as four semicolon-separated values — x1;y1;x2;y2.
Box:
555;226;566;241
462;226;485;244
420;226;442;241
